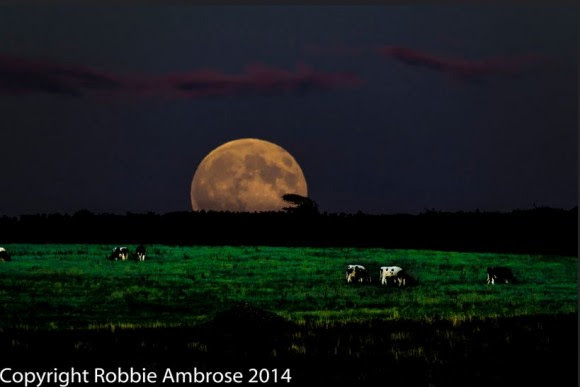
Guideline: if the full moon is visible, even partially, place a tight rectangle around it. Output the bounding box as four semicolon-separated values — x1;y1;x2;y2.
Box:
190;138;308;212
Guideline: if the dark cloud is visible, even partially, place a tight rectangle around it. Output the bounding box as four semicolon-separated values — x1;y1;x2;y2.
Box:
0;54;361;99
304;44;552;80
0;54;123;97
164;63;361;98
375;46;551;80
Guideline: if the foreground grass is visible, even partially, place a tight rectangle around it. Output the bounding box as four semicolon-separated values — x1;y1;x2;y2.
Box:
0;244;576;329
2;313;576;386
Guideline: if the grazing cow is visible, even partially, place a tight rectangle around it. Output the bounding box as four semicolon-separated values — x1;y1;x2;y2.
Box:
380;266;414;287
346;264;371;284
487;266;517;284
109;246;129;261
379;266;403;285
135;245;146;261
345;264;363;283
0;247;11;262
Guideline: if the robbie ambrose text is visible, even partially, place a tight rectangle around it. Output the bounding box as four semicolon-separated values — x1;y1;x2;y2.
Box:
0;367;292;386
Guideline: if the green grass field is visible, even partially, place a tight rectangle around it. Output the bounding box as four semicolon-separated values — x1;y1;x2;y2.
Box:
0;244;576;329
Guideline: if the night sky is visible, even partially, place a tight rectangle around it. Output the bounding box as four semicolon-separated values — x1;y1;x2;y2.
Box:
0;5;577;216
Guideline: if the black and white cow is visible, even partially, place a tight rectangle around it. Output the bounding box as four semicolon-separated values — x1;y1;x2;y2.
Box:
0;247;11;262
135;245;146;261
346;264;362;282
379;266;403;285
486;266;517;284
346;264;371;284
109;246;129;261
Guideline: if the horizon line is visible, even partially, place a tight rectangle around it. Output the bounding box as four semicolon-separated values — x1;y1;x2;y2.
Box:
0;205;576;218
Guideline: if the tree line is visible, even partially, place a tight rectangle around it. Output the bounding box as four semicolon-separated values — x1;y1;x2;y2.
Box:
0;206;576;256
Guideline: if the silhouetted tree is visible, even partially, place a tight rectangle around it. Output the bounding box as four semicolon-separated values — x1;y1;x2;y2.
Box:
281;194;319;215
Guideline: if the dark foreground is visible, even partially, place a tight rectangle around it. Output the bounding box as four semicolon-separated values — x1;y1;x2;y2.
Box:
1;306;577;387
2;207;576;255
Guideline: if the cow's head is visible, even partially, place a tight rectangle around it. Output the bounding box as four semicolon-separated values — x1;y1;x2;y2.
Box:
346;270;356;283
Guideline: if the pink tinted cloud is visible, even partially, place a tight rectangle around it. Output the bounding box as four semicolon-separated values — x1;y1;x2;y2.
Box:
304;44;552;80
375;45;552;79
162;63;361;99
0;54;124;97
0;54;361;99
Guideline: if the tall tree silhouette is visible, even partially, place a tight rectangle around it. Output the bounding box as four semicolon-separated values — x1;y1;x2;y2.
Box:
281;194;319;215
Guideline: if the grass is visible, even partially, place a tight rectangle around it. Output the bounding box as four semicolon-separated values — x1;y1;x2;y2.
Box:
0;244;576;329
